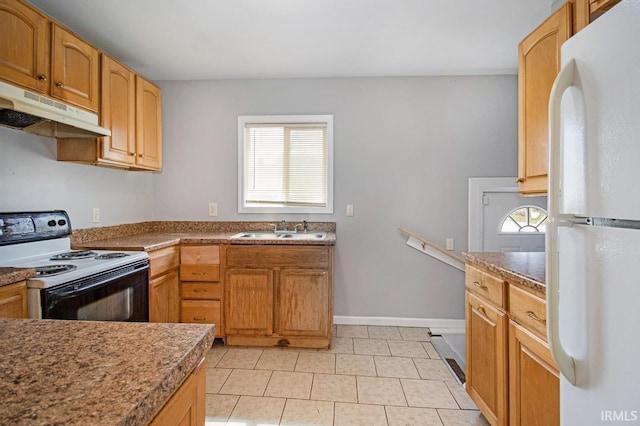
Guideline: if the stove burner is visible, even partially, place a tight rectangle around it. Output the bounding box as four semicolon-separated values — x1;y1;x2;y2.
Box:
35;264;78;277
50;250;97;261
94;253;130;260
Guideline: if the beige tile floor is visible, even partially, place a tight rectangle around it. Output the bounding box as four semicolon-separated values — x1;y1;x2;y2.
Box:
204;325;489;426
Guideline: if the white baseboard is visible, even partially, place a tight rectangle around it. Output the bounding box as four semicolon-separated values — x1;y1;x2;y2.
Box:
333;315;465;334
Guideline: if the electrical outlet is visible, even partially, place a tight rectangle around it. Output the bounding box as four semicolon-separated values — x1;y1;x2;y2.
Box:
92;208;100;223
446;238;454;251
346;204;354;217
208;203;218;217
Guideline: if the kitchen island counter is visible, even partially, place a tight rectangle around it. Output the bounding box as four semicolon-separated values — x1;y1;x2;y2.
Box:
0;318;215;425
462;251;545;294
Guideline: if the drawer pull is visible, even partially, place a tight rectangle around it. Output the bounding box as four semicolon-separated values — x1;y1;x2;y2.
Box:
474;281;488;291
193;317;206;321
526;310;546;323
193;289;206;293
191;272;206;276
477;304;488;317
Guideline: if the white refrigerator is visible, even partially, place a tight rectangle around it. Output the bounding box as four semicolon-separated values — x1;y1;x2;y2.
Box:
546;0;640;424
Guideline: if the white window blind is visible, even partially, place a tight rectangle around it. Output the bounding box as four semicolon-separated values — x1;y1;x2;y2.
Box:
238;115;333;213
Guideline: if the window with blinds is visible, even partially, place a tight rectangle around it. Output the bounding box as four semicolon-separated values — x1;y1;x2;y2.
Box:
238;115;334;213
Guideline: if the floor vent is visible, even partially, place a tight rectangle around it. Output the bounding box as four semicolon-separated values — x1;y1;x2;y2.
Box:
445;357;466;385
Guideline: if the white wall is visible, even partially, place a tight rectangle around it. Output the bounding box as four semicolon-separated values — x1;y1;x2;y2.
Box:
0;127;154;229
155;76;518;320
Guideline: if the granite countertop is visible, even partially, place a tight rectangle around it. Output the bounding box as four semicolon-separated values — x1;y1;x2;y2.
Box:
462;251;546;294
73;231;337;252
0;267;36;287
0;319;215;426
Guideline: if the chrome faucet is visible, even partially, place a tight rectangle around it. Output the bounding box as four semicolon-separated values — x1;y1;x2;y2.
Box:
270;220;291;234
294;220;308;233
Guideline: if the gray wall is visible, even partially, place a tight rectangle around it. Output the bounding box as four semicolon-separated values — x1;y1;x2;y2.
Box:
0;127;154;228
155;76;518;320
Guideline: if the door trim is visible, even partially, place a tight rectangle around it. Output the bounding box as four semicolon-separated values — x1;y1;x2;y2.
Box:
468;177;518;252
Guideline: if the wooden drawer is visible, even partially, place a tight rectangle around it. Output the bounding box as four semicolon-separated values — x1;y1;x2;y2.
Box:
181;245;220;264
181;300;221;326
180;265;220;281
509;284;547;340
465;265;506;309
181;282;221;300
149;246;179;278
226;246;329;269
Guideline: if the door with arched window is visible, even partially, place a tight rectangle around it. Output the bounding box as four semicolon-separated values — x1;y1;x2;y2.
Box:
482;192;547;252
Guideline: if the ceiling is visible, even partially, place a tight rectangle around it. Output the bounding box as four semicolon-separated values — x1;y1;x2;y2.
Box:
26;0;553;81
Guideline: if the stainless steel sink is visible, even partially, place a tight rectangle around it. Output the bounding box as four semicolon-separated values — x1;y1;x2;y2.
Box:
277;232;326;240
230;232;327;240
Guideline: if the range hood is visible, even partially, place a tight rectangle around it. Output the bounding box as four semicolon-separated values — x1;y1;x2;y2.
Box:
0;80;110;139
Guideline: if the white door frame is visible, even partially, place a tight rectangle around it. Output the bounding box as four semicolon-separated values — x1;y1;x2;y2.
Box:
468;177;518;252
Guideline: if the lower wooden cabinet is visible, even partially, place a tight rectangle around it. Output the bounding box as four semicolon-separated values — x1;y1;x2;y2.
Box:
465;290;508;425
0;281;28;318
148;246;180;323
509;321;560;426
465;264;559;426
149;359;205;426
225;245;334;348
180;245;223;337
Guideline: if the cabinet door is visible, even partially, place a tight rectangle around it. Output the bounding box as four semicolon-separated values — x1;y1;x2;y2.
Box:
517;3;571;195
149;360;205;426
0;281;28;318
100;55;136;165
225;268;273;335
509;320;560;426
135;76;162;170
465;290;508;425
277;269;329;337
0;0;50;93
149;270;180;323
51;24;99;112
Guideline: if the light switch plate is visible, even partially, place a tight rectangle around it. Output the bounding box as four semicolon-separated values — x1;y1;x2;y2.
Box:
208;203;218;217
92;208;100;223
346;204;354;217
446;238;454;251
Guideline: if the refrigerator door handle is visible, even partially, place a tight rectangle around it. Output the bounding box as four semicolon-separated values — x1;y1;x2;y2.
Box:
547;58;577;385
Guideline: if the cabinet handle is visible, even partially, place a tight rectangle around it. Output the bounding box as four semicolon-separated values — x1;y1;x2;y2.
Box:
193;317;206;321
526;310;546;323
477;304;488;317
38;74;47;81
473;281;488;291
193;289;206;293
516;177;524;183
191;272;206;276
138;154;144;158
55;81;64;88
129;152;136;156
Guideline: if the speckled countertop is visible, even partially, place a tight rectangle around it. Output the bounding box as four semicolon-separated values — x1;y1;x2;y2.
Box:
0;318;215;426
0;267;36;286
463;252;546;294
70;221;337;252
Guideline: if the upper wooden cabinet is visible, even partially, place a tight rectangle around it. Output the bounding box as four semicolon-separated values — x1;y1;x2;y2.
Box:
0;1;99;113
0;0;50;93
57;57;163;171
100;54;137;166
51;24;100;112
517;2;572;195
135;76;163;170
517;0;621;195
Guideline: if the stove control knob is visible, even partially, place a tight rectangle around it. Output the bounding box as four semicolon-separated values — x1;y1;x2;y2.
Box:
58;219;66;226
48;220;56;227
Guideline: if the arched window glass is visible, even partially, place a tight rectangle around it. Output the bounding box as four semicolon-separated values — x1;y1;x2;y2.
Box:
499;206;549;233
